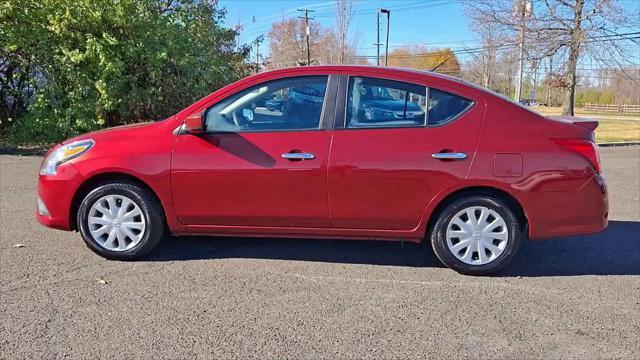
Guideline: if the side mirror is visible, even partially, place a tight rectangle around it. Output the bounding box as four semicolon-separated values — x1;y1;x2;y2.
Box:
242;108;254;122
184;111;205;134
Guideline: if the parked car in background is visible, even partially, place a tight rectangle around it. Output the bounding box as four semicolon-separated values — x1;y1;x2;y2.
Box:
518;99;540;107
349;79;425;127
265;97;284;112
36;66;608;275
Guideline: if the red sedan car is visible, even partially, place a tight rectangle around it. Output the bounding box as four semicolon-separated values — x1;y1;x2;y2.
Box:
36;66;608;275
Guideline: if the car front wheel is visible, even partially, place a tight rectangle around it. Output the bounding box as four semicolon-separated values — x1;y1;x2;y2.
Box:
77;182;165;260
430;195;523;275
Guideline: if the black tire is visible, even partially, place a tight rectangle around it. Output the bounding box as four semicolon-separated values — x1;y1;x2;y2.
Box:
430;195;523;275
77;182;165;260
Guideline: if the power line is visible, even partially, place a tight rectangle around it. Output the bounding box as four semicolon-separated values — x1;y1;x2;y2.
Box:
350;32;640;60
242;0;451;37
313;0;450;18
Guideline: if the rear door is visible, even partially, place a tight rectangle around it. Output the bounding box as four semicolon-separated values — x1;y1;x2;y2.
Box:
172;74;338;228
328;73;484;230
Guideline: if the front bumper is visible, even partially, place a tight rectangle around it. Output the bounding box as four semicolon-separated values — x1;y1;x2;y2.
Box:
36;163;84;231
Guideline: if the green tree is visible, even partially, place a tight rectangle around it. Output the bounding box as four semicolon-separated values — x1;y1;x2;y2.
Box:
1;0;251;144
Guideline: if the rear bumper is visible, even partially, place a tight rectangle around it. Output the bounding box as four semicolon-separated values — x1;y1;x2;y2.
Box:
527;173;608;239
36;163;84;231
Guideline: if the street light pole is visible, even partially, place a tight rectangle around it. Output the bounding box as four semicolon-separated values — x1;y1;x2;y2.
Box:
380;9;390;66
376;11;380;66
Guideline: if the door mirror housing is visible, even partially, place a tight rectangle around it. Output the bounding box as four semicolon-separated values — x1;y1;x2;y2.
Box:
184;111;205;134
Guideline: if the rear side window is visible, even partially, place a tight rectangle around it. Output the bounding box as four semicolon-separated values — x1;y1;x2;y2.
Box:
428;88;474;126
346;77;427;128
344;76;474;129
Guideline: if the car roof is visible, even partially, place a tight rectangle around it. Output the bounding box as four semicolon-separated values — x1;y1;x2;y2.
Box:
260;65;499;97
275;65;541;116
178;65;531;120
262;65;464;82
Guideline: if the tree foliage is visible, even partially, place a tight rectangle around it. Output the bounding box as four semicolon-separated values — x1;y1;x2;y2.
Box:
266;17;364;69
335;0;355;65
0;0;251;144
387;47;461;75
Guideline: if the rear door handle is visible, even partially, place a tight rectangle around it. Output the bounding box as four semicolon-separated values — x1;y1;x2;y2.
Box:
282;152;315;160
432;152;467;160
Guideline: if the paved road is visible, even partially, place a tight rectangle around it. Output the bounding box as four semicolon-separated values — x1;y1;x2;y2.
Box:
1;147;639;359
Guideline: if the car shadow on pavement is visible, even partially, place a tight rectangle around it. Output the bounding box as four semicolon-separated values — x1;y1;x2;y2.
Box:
148;220;640;276
504;220;640;277
150;234;445;268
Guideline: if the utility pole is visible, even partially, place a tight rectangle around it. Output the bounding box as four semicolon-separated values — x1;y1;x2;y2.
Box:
298;8;315;66
546;57;553;106
251;35;264;73
514;0;531;102
380;9;390;66
531;59;538;104
255;42;260;69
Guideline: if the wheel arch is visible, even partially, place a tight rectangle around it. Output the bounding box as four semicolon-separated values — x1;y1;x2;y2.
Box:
70;172;166;231
426;186;529;237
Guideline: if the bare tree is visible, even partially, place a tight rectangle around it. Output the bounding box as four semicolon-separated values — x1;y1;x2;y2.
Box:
466;0;637;115
466;10;510;88
610;68;640;104
267;18;342;69
335;0;355;64
268;18;316;68
498;49;520;96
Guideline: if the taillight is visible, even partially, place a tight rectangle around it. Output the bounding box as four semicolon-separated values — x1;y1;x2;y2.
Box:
555;138;601;173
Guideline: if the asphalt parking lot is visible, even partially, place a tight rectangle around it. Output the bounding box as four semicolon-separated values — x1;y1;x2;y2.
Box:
1;146;639;359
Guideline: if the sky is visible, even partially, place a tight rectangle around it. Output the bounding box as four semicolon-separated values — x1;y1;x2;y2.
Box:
219;0;640;66
220;0;474;60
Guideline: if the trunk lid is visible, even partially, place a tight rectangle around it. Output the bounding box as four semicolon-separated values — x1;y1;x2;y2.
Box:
547;115;599;131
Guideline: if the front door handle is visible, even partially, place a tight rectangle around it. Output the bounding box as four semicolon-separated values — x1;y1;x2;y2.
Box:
282;152;315;161
432;152;467;160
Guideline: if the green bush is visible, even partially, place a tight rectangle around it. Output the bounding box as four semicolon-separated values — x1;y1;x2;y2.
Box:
1;0;252;145
574;88;616;107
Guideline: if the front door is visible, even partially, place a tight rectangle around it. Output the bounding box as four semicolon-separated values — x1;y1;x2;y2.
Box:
171;75;336;228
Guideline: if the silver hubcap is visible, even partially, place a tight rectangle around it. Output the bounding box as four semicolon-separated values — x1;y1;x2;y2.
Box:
446;206;509;265
87;195;146;251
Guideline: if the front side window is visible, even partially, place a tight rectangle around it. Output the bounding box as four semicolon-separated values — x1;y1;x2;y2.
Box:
346;77;427;128
205;76;328;132
428;88;474;126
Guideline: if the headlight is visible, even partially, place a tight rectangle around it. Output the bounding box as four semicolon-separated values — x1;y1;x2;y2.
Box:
40;139;94;176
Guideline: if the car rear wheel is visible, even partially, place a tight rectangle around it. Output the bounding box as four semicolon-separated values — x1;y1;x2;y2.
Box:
77;182;165;260
430;195;523;275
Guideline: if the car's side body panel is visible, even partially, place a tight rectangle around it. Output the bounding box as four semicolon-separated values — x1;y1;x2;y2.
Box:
36;65;608;244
